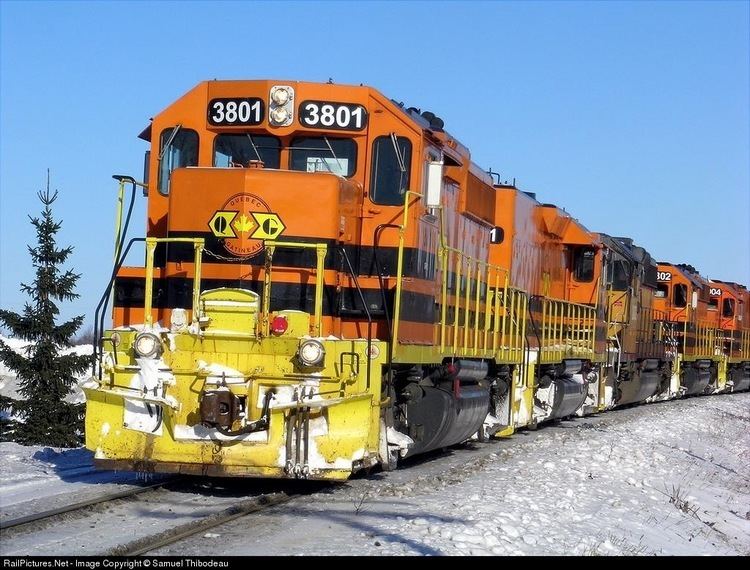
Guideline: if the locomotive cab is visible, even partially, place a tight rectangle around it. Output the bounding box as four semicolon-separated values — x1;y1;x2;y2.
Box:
597;236;671;407
709;280;750;391
654;263;722;395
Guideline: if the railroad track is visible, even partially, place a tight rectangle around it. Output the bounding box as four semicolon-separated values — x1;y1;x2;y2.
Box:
109;491;296;555
2;476;304;556
0;480;170;531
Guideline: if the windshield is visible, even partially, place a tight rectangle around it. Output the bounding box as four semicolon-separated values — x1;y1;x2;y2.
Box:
289;137;356;177
214;134;281;168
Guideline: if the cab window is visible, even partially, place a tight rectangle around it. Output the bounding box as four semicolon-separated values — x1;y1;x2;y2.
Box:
214;134;280;168
673;283;688;308
158;127;198;195
289;137;356;177
722;298;735;318
573;247;596;282
655;283;669;298
370;135;412;205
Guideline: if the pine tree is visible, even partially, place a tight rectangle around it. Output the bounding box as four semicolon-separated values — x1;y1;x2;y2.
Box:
0;173;90;446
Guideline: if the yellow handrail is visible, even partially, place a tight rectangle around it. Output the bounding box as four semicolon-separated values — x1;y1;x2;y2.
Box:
391;192;529;362
539;296;597;363
392;191;423;348
263;240;327;337
143;237;205;327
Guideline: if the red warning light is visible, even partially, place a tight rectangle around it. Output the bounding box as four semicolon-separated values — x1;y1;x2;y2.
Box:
271;316;289;335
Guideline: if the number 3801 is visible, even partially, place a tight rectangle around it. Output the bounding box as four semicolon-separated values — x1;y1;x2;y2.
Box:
299;101;367;131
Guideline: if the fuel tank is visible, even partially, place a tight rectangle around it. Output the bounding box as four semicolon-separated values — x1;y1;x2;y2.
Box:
617;360;661;405
546;375;588;419
536;360;588;420
729;364;750;392
401;384;490;457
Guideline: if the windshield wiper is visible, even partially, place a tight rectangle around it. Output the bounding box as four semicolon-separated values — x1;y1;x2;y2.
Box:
389;132;406;173
158;125;182;161
390;132;408;197
322;136;344;174
246;134;263;164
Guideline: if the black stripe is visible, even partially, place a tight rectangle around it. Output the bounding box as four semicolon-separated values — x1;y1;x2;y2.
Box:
164;231;437;281
113;276;438;325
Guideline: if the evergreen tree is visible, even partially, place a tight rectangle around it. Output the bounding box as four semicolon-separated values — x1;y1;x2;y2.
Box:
0;174;90;446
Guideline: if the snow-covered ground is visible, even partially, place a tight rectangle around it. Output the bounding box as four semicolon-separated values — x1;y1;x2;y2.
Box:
1;391;748;556
150;392;750;556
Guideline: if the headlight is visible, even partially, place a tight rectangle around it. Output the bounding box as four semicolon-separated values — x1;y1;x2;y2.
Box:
134;332;162;359
270;106;289;125
271;87;290;106
298;339;325;367
269;84;294;127
170;308;188;331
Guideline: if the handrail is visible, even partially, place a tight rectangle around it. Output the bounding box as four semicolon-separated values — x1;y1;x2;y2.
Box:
93;237;144;380
262;240;327;337
391;191;529;361
340;247;373;389
143;237;205;327
538;296;597;363
392;191;423;349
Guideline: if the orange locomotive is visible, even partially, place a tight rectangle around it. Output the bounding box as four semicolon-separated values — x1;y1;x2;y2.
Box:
84;79;748;480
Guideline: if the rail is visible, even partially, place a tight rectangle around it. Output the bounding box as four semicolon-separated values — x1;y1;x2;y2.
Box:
143;237;205;326
634;307;671;359
261;240;327;337
0;481;169;530
392;191;527;361
681;317;723;360
539;297;597;363
731;328;750;361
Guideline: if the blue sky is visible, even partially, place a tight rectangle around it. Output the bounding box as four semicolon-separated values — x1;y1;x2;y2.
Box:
1;0;748;331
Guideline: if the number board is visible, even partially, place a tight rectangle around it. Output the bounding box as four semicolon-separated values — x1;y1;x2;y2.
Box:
208;98;265;126
489;227;504;244
299;101;368;131
656;271;672;282
709;287;722;296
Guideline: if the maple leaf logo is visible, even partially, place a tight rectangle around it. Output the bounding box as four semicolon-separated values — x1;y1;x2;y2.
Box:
233;214;254;235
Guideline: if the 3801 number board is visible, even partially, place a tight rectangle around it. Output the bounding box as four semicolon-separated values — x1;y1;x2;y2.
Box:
208;98;265;126
299;101;368;131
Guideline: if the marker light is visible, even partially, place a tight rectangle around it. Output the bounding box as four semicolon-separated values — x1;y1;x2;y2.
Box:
133;332;162;359
298;339;325;367
270;315;289;336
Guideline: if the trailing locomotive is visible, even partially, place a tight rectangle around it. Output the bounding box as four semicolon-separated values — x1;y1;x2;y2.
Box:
84;79;750;480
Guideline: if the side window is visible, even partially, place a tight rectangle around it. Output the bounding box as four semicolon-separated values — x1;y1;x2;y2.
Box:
722;298;735;318
214;134;280;168
673;283;688;308
572;247;595;283
158;127;198;195
655;283;669;298
708;298;718;310
370;135;412;206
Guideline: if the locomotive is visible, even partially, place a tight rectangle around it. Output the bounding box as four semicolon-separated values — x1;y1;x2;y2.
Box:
84;79;750;480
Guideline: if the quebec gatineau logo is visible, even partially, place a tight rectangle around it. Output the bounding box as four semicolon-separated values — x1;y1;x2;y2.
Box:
208;193;286;259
